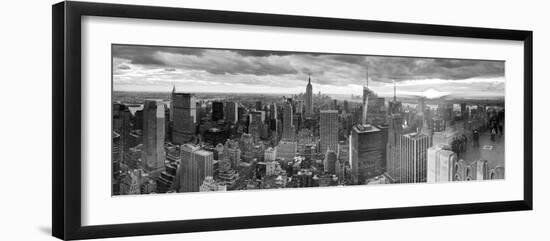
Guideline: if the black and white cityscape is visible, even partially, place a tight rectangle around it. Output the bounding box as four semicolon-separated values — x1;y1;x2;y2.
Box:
112;44;505;195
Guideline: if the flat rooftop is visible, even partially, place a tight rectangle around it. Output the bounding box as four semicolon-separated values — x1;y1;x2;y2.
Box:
353;124;380;133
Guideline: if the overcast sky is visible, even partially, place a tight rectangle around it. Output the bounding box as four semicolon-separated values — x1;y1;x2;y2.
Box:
113;45;505;98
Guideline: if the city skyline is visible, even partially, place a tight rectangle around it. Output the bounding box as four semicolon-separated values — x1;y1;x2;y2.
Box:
112;44;505;196
113;45;505;98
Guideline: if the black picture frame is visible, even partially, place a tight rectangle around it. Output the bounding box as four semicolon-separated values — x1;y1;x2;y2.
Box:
52;1;533;240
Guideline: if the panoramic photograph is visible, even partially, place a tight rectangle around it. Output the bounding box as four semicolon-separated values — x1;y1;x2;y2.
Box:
111;44;505;195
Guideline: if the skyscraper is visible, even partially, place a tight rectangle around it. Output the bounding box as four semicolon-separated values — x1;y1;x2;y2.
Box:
350;124;382;184
324;150;337;173
248;111;264;141
376;124;389;174
305;74;313;117
212;101;224;121
255;101;262;111
112;102;131;153
320;110;338;154
177;144;214;192
388;80;402;114
169;84;175;121
281;100;295;141
386;114;404;182
224;101;238;124
362;67;370;125
172;93;196;144
427;144;457;183
142;99;166;175
399;133;432;183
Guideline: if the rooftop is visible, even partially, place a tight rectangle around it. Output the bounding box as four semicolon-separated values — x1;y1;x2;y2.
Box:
353;124;380;133
403;132;430;140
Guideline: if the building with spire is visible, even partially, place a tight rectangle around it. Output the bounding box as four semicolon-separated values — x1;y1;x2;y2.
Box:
170;84;175;122
362;67;370;125
349;65;386;184
388;80;402;114
305;74;313;117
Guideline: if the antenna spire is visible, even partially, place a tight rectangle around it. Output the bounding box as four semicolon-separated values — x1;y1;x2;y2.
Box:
308;73;311;84
366;66;369;88
393;80;396;102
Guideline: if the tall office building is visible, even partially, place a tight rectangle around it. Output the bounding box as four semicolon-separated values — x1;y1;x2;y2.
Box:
281;101;295;141
269;103;278;120
269;103;279;136
343;100;349;113
224;101;238;124
248;111;264;141
350;124;382;184
388;80;402;114
177;144;214;192
255;101;262;111
112;102;131;152
376;124;389;174
399;133;432;183
169;84;175;121
172;93;196;144
212;101;224;121
427;144;457;183
324;150;337;173
320;110;338;154
362;67;371;125
386;114;404;182
417;97;426;119
142;99;166;175
305;74;313;117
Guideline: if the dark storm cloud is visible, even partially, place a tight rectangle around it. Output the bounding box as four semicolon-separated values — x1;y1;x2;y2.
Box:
113;44;504;92
113;45;299;76
192;54;299;76
234;49;296;57
327;55;367;65
117;64;131;70
365;56;504;83
112;45;205;66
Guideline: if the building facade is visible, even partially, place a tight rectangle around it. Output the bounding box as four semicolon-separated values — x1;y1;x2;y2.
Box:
142;99;166;175
172;93;197;144
177;144;214;192
350;124;382;184
212;101;224;121
427;144;457;183
399;133;433;183
305;75;313;117
281;101;295;141
320;110;338;154
224;101;238;124
277;140;297;161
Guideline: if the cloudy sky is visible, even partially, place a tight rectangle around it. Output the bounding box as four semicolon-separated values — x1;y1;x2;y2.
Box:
113;44;505;99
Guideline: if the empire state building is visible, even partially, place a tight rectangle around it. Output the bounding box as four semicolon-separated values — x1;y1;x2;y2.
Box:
305;74;313;117
362;67;371;125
